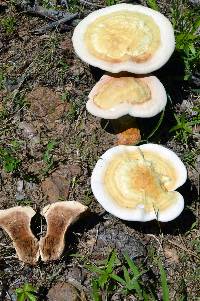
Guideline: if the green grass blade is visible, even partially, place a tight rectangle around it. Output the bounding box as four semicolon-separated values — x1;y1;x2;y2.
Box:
98;272;109;288
146;109;165;141
85;264;104;275
124;254;140;277
146;0;159;11
106;250;117;273
124;254;143;299
110;273;126;286
123;266;131;284
158;260;170;301
91;279;101;301
26;292;37;301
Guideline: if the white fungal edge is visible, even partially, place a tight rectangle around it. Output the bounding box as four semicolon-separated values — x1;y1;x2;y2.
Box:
86;74;167;119
72;4;175;74
91;144;187;222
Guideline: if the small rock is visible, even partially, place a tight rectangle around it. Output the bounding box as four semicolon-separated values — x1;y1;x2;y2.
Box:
16;180;24;192
189;0;200;5
47;282;79;301
15;192;25;201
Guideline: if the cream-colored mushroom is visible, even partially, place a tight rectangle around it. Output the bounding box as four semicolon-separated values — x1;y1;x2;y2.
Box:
72;4;175;73
91;144;187;222
0;206;39;265
39;201;87;262
87;74;167;119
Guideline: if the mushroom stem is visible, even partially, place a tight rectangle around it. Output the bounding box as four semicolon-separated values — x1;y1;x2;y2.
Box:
0;207;39;265
39;201;87;262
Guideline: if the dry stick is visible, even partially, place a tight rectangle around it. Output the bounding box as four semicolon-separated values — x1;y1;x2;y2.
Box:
79;0;103;7
34;12;78;34
18;3;68;21
168;239;200;260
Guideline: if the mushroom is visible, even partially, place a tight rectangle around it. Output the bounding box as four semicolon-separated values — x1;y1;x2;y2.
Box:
86;74;167;119
117;127;141;146
91;144;187;222
0;206;39;265
39;201;87;261
72;4;175;73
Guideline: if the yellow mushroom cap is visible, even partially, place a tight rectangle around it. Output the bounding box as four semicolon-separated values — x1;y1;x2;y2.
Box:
72;4;175;73
87;74;167;119
91;144;187;222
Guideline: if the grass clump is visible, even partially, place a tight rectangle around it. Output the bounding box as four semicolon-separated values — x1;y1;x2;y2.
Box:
15;283;37;301
170;107;200;144
84;250;175;301
170;0;200;80
0;145;21;173
1;16;16;35
146;0;159;11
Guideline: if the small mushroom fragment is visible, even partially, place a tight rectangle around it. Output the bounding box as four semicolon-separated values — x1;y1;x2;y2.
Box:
117;127;141;145
72;4;175;73
86;74;167;119
0;206;39;265
39;201;87;261
91;144;187;222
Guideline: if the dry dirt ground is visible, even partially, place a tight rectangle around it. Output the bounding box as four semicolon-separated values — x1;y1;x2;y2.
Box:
0;0;199;300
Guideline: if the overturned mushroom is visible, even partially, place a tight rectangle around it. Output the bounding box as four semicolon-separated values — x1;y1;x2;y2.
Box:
91;144;187;222
39;201;87;261
72;4;175;73
87;74;167;119
0;206;39;265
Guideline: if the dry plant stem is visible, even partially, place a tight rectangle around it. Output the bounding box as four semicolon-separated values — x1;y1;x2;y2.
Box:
39;202;87;262
0;207;39;265
34;13;78;34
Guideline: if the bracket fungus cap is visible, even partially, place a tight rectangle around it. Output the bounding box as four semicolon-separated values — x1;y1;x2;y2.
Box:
39;201;87;262
87;74;167;119
0;206;39;265
91;144;187;222
72;4;175;73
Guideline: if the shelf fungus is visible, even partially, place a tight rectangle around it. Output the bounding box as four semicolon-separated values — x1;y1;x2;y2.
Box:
91;144;187;222
87;74;167;119
0;206;39;265
72;4;175;73
39;201;87;261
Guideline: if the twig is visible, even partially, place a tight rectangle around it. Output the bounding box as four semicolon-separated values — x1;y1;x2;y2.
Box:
34;13;78;34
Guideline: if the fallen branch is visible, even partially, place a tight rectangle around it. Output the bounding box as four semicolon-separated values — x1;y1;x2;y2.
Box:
17;2;70;21
33;12;78;34
79;0;103;7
